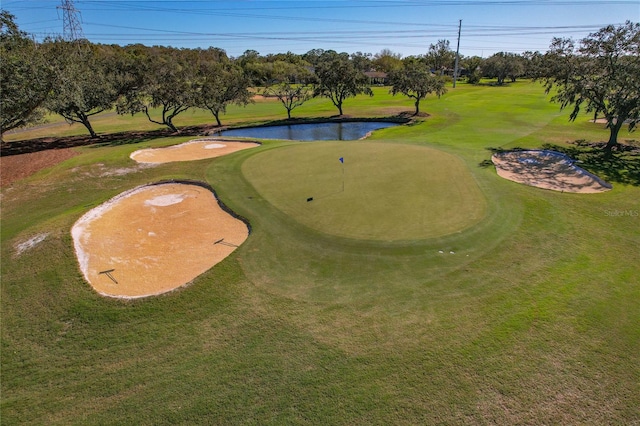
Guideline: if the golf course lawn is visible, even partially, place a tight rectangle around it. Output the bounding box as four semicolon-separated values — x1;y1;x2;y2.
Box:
1;82;639;425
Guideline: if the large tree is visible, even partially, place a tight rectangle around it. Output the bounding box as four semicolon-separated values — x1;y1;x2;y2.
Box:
43;40;121;138
0;12;51;139
302;48;326;67
482;52;524;85
117;46;197;132
263;61;315;119
195;60;252;127
522;50;546;79
350;51;373;72
237;49;268;86
389;59;447;115
541;21;640;151
264;83;313;120
313;51;373;116
461;55;484;84
373;49;403;73
425;39;455;75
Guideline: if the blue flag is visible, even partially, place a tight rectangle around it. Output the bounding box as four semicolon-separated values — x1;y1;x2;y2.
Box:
339;157;344;163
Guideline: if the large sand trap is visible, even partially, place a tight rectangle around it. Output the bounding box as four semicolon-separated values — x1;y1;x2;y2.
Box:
130;139;260;164
492;150;612;193
71;181;249;298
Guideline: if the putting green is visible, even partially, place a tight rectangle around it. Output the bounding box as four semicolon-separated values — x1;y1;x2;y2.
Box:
242;142;487;241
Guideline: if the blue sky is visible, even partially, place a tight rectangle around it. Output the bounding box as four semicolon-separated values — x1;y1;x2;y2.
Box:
3;1;639;58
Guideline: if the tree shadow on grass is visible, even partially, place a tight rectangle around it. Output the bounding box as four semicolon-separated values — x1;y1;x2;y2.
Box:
479;141;640;187
540;141;640;187
479;146;526;168
0;124;220;157
1;116;414;157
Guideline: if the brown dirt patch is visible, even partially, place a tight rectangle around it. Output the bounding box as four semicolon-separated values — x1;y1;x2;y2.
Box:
71;182;248;298
251;94;274;102
492;150;612;193
130;139;259;164
0;148;79;187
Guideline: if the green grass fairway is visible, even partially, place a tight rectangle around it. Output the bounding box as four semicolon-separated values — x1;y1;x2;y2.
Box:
242;142;486;240
2;81;639;425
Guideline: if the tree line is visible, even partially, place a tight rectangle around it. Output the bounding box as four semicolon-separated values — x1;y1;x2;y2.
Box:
1;12;638;150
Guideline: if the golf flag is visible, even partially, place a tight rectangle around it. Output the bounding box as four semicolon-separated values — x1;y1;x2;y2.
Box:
339;157;344;163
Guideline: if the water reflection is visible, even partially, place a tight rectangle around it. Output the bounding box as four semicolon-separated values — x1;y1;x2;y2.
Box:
217;121;399;141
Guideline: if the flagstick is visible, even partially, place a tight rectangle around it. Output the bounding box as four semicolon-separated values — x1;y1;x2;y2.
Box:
340;157;345;193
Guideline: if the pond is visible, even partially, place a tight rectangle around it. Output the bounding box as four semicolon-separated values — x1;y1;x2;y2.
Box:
216;121;400;141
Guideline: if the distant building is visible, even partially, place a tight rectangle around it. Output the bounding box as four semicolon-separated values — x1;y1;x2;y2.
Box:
364;71;388;85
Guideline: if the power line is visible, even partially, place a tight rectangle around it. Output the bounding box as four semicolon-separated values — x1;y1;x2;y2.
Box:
5;0;636;56
57;0;84;41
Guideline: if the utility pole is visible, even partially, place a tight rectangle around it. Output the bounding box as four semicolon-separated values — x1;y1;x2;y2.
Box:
58;0;84;42
453;19;462;88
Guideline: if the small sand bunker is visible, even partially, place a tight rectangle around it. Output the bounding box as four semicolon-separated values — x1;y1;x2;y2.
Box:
14;233;49;256
130;139;259;164
71;181;249;298
492;150;612;193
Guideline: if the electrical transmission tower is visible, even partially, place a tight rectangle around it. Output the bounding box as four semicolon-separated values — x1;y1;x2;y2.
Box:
58;0;85;41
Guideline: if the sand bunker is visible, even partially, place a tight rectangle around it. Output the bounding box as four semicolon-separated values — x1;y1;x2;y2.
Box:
130;139;260;164
492;150;612;193
71;181;249;298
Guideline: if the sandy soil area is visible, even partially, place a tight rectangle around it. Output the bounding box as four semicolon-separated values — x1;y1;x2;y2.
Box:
130;139;259;164
72;182;249;298
492;150;612;193
1;148;78;187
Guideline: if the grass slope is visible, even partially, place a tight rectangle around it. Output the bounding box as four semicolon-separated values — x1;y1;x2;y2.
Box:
2;81;639;425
